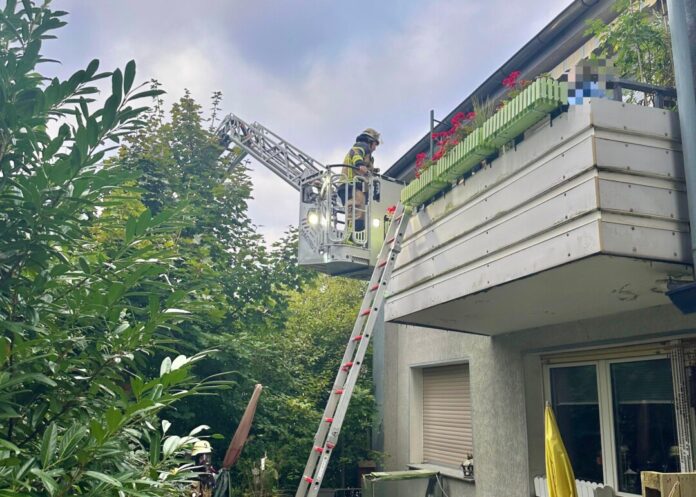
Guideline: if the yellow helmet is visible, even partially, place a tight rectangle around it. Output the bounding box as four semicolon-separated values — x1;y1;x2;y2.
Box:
360;128;381;145
191;440;212;456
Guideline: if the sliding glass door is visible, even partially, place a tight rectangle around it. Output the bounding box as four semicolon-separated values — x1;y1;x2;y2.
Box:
549;364;603;483
548;356;679;495
610;359;679;494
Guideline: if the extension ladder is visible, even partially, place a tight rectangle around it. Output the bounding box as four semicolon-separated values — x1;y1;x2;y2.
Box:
295;203;411;497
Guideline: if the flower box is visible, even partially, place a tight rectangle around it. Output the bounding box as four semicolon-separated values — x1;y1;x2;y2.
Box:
402;77;568;208
483;78;565;148
435;128;496;182
401;166;448;206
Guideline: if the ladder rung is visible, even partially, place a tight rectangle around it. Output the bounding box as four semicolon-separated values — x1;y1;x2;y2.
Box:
295;204;410;497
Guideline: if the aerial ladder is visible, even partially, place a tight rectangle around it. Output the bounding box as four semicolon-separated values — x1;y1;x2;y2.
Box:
216;115;410;497
216;113;325;189
216;114;403;279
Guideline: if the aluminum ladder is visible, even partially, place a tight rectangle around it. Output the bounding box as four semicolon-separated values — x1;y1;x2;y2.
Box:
295;203;411;497
215;113;324;191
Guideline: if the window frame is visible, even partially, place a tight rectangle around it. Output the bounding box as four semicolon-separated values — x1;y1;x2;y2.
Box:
409;359;473;478
543;354;680;497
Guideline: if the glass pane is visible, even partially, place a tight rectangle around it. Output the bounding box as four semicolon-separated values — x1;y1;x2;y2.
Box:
550;365;603;483
611;359;679;494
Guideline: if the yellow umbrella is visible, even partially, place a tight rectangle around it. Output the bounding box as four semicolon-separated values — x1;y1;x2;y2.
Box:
545;403;578;497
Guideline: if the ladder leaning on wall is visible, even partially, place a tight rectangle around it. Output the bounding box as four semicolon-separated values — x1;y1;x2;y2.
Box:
294;203;411;497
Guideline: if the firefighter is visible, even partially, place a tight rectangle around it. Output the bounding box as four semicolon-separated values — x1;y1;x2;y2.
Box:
191;440;217;497
340;128;381;240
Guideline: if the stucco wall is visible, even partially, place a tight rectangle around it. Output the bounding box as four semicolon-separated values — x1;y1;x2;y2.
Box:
382;303;696;497
517;303;696;487
382;323;529;497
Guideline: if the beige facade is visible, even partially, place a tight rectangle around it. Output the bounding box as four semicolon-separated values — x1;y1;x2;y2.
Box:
380;47;694;497
381;305;696;497
378;3;694;495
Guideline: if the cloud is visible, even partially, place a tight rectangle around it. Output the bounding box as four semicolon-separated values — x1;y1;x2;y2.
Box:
47;0;571;244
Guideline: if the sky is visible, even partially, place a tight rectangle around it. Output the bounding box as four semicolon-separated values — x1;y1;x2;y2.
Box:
45;0;572;245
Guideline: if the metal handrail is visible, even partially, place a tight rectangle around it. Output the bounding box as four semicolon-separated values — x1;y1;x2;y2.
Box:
610;78;677;108
326;173;369;247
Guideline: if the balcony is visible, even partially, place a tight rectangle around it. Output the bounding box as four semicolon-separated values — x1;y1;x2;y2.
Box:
385;99;691;335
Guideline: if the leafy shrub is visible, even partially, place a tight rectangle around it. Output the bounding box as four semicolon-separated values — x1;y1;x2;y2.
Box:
0;2;222;495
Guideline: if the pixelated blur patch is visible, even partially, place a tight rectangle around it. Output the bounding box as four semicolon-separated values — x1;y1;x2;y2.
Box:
565;59;615;105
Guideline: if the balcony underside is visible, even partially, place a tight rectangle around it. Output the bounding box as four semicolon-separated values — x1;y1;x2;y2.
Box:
385;100;691;335
388;254;692;335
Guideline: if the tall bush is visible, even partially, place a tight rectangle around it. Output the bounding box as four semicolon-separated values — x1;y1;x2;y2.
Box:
0;2;221;495
586;0;674;90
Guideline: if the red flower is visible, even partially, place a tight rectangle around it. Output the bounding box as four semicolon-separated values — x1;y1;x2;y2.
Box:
433;149;444;161
465;111;476;121
415;152;427;168
503;70;521;88
451;111;467;127
386;205;397;215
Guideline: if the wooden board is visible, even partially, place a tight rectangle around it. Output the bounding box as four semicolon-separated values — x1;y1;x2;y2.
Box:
641;471;696;497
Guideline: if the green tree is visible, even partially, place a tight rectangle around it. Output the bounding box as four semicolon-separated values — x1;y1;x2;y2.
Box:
586;0;674;99
109;88;329;491
117;89;283;336
221;275;376;491
100;32;374;497
0;2;223;495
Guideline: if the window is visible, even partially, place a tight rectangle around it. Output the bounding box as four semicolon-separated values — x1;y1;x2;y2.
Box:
549;365;603;483
548;357;680;495
421;364;473;467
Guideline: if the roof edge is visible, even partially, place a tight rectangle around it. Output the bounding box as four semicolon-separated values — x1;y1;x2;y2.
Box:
385;0;617;180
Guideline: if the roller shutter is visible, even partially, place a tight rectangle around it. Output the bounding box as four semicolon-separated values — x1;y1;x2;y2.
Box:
422;364;473;467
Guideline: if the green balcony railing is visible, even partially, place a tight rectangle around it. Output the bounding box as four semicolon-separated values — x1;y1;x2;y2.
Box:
401;78;567;207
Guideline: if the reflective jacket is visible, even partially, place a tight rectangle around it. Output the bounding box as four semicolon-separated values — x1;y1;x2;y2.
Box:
342;141;374;181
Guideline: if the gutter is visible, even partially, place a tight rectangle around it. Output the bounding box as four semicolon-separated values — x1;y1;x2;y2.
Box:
665;0;696;313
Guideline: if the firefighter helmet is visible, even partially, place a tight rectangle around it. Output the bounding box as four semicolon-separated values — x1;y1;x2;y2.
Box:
191;440;212;456
359;128;381;145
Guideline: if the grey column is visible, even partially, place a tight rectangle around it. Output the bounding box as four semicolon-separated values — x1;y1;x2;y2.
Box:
666;0;696;266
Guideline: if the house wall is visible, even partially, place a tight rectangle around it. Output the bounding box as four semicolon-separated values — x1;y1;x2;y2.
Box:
382;304;696;497
382;323;528;497
518;304;696;489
